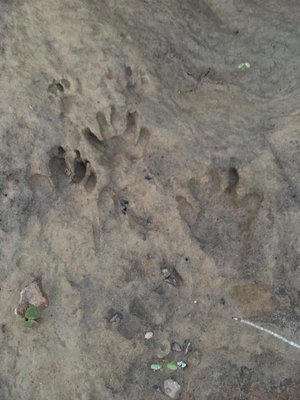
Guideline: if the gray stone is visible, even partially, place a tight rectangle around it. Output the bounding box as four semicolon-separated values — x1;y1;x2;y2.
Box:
15;278;48;317
171;341;182;352
164;379;182;399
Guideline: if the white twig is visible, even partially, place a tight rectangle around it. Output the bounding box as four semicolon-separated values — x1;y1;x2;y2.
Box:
233;317;300;350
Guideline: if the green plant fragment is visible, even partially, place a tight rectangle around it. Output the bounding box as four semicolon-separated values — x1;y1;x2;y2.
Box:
24;319;39;328
25;306;41;320
237;62;251;70
150;364;162;371
165;363;178;371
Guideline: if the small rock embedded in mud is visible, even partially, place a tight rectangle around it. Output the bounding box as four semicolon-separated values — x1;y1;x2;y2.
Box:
15;278;48;317
177;360;188;369
106;309;123;323
164;379;182;399
161;267;171;280
120;199;129;214
161;266;183;287
171;341;182;352
183;339;192;354
145;331;153;339
152;384;162;392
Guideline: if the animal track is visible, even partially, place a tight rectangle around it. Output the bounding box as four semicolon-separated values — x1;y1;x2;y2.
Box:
82;106;152;245
48;146;97;193
106;64;149;104
47;77;80;114
176;165;264;272
48;78;71;95
83;106;150;168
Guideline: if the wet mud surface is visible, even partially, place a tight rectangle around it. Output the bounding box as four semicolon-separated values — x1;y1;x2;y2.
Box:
0;1;300;399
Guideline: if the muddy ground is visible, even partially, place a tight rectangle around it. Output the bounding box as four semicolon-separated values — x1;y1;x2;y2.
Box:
0;1;300;399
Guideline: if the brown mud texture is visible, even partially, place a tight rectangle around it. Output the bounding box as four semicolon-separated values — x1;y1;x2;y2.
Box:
0;1;300;399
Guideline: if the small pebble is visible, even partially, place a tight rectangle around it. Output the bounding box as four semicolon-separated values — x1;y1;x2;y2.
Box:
108;311;123;323
183;339;192;354
161;267;182;287
171;342;182;353
152;384;162;392
120;199;129;214
164;379;182;399
177;360;188;369
145;331;153;340
65;167;72;177
15;278;48;317
161;268;171;279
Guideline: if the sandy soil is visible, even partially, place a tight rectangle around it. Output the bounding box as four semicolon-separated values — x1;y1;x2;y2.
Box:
0;1;300;399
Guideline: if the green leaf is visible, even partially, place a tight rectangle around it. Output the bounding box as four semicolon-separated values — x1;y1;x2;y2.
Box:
237;62;251;70
150;364;162;371
24;319;39;328
25;306;41;320
165;363;177;371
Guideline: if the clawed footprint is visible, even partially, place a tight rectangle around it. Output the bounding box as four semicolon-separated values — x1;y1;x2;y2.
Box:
48;146;97;193
83;106;150;167
176;166;264;270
